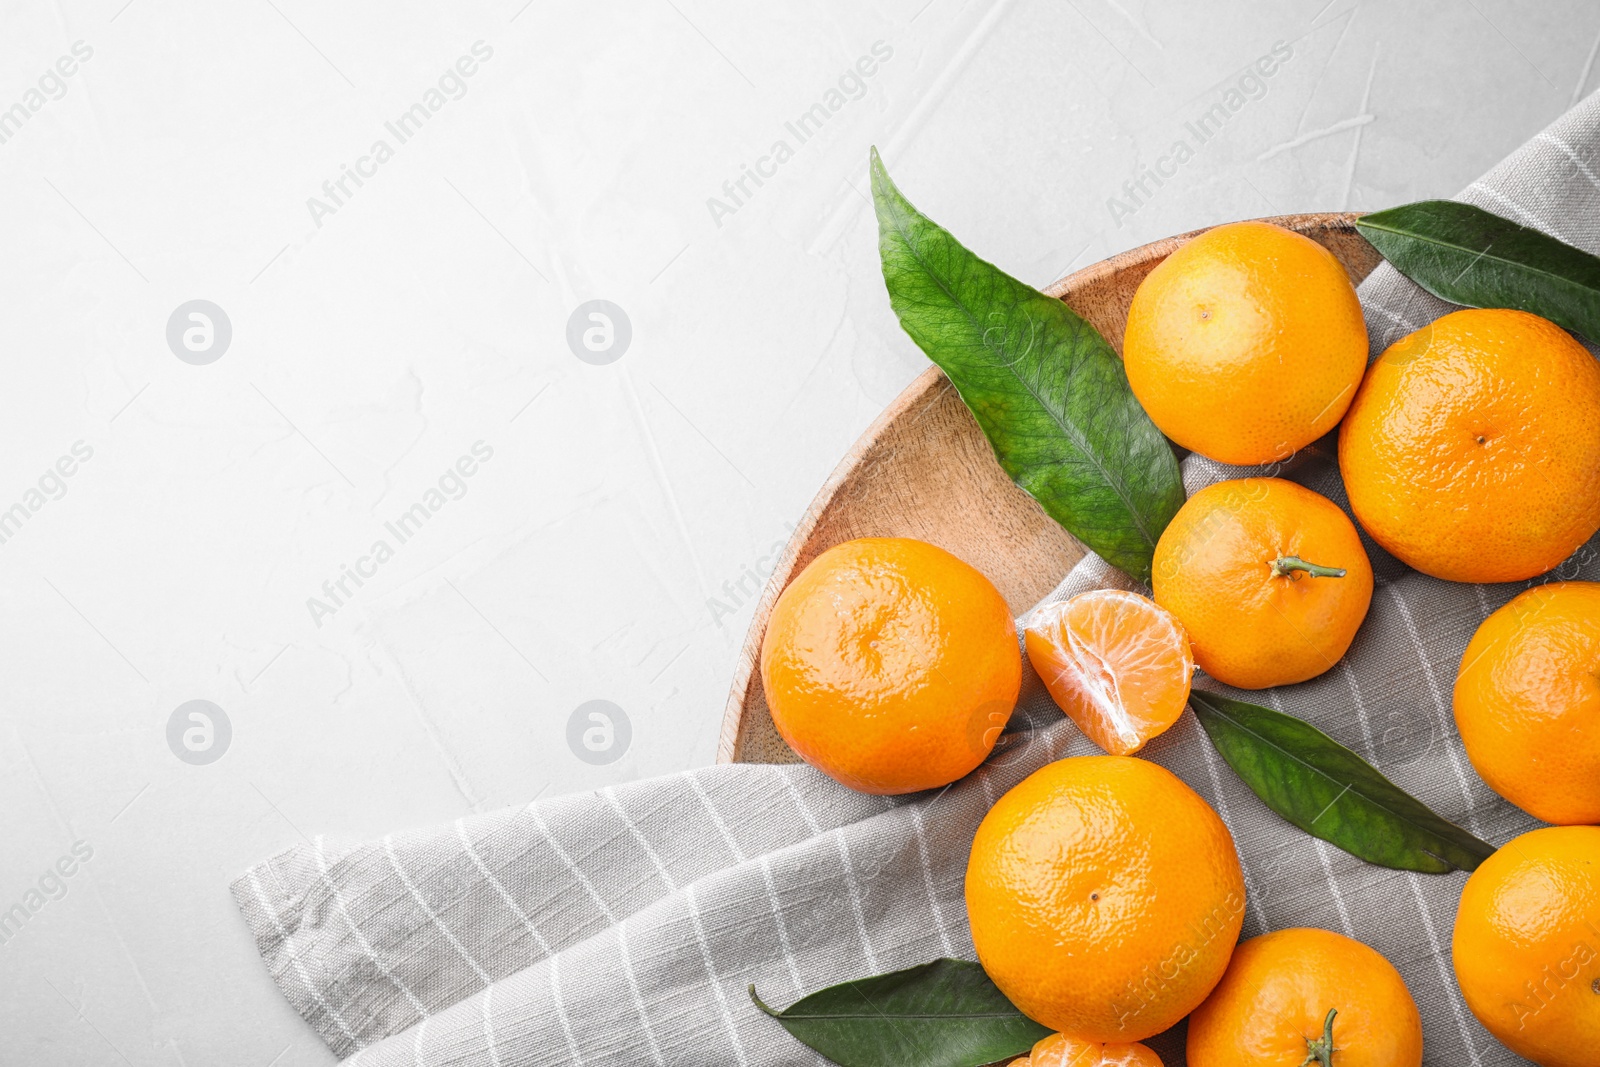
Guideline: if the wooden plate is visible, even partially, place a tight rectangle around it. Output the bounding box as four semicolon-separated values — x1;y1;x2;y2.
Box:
718;213;1381;765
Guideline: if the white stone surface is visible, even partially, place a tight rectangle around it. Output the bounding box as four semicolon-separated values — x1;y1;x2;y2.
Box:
0;0;1591;1061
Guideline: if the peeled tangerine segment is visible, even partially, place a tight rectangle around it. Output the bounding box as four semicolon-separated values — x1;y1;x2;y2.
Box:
1021;1032;1164;1067
1024;589;1193;756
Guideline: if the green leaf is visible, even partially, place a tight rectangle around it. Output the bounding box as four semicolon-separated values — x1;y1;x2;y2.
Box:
1356;199;1600;340
1189;690;1496;873
870;148;1184;583
751;958;1049;1067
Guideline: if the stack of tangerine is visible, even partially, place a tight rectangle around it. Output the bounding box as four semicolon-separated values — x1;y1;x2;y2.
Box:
759;221;1600;1066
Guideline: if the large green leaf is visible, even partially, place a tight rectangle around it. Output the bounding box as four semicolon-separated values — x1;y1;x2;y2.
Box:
751;958;1049;1067
1356;199;1600;340
1189;690;1495;873
871;148;1184;582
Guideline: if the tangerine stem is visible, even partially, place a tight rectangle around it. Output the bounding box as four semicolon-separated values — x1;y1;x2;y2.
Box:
1300;1008;1338;1067
1271;556;1347;579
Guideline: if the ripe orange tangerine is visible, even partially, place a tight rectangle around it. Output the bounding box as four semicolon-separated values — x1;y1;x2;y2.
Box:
1339;307;1600;583
1187;927;1422;1067
1024;589;1192;756
1454;581;1600;825
760;537;1021;795
1123;220;1368;466
1453;826;1600;1066
1152;478;1372;689
966;756;1246;1041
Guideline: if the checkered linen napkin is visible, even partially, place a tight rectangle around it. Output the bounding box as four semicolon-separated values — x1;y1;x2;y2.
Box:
233;94;1600;1065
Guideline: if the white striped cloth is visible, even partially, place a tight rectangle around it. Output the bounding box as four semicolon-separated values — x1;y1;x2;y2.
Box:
232;95;1600;1065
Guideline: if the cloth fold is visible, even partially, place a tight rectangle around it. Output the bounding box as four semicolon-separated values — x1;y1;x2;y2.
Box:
235;94;1600;1065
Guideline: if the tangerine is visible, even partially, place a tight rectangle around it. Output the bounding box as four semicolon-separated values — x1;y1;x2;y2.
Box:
1454;581;1600;825
1453;826;1600;1066
966;756;1245;1041
1187;927;1423;1067
1152;478;1372;689
760;537;1020;794
1124;220;1367;466
1339;308;1600;583
1024;589;1192;756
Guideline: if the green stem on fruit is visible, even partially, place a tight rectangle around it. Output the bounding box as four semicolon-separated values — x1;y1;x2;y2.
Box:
1300;1008;1338;1067
1271;556;1347;580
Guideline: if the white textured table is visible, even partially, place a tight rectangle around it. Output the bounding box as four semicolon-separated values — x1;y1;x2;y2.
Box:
0;1;1591;1061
